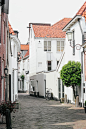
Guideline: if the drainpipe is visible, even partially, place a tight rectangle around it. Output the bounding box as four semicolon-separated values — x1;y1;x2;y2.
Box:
78;19;84;107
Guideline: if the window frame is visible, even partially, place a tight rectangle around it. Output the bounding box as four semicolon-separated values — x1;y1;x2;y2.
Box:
47;61;52;71
44;41;51;51
57;40;64;52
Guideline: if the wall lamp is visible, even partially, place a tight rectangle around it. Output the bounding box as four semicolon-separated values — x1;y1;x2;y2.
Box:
66;30;81;50
1;66;8;79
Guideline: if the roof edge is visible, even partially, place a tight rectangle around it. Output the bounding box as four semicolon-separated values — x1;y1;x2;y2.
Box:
63;15;82;32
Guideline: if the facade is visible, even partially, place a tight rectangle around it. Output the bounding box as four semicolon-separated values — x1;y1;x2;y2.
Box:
18;44;29;92
0;0;9;103
8;23;20;102
29;18;72;98
56;2;86;107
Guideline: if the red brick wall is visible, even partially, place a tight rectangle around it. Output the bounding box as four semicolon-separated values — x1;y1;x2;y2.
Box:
0;12;8;103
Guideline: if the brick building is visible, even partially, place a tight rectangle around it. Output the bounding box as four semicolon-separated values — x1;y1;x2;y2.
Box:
0;0;9;103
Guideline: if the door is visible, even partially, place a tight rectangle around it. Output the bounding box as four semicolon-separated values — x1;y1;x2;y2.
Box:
44;80;46;97
58;78;61;99
62;82;64;98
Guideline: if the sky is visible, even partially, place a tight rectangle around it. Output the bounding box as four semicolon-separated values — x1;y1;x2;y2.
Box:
9;0;86;44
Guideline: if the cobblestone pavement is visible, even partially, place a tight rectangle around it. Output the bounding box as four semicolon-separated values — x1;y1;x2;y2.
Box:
11;93;86;129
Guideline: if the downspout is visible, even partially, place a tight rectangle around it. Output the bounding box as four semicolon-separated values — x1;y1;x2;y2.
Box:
78;19;84;107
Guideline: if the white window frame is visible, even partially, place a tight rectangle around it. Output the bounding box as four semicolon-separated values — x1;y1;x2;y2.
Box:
44;41;51;51
47;61;52;71
57;41;64;52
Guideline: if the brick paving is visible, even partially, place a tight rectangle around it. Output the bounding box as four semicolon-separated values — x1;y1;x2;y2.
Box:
10;93;86;129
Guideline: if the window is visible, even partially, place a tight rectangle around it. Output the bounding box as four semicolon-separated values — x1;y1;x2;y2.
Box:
44;41;51;51
57;61;59;65
47;61;51;71
57;41;64;52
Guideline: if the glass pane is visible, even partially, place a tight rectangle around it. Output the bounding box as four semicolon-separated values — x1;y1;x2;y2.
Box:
44;41;47;51
57;41;60;46
57;41;60;51
48;41;51;51
61;41;64;46
48;61;51;65
48;67;51;71
61;47;64;51
48;61;51;71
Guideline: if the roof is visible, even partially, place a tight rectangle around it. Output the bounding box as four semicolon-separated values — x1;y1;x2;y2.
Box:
32;18;72;38
21;44;29;50
63;2;86;31
24;50;29;58
8;22;15;35
76;2;86;21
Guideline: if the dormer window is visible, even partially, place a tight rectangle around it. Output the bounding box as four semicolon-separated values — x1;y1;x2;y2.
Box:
44;41;51;51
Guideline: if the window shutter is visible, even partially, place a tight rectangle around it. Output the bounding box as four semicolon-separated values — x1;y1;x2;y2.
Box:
73;40;75;55
73;31;75;55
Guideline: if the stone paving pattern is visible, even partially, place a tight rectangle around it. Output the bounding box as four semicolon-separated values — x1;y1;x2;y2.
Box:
10;93;86;129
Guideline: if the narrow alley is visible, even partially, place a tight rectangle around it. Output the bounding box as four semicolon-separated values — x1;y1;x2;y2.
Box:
11;94;86;129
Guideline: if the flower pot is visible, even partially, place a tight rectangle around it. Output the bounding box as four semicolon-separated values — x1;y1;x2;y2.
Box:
84;106;86;113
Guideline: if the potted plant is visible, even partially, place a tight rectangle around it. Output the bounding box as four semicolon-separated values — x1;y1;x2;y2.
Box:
84;101;86;113
0;101;16;116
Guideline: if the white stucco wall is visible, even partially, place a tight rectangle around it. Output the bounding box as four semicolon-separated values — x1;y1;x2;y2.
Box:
9;35;20;102
56;17;86;104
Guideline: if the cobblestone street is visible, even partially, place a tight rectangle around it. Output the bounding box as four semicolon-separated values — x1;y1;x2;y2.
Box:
11;93;86;129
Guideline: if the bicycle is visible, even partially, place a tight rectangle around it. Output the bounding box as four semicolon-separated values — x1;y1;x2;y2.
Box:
46;88;52;100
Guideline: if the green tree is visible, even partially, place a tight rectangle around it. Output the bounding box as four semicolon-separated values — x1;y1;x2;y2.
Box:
20;75;25;91
60;61;81;98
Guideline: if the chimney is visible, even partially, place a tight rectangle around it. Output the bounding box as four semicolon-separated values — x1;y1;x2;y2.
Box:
14;30;19;38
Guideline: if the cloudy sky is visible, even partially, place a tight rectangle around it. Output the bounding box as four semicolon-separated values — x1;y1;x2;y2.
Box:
9;0;85;44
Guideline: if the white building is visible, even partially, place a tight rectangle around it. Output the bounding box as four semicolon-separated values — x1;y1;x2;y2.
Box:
56;1;86;107
18;44;29;92
29;19;71;98
8;23;20;102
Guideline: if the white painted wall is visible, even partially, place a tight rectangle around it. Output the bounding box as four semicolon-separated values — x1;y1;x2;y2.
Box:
29;24;65;98
56;17;86;105
9;35;20;102
18;56;29;92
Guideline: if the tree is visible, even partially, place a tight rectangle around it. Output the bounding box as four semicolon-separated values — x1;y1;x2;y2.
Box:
60;61;81;98
20;75;25;91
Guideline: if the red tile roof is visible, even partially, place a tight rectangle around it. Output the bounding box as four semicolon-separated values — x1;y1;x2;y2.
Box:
21;44;29;50
32;18;72;38
24;50;29;58
8;22;15;35
76;2;86;21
